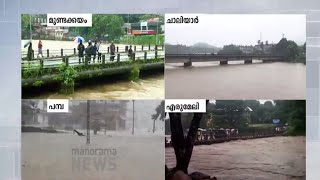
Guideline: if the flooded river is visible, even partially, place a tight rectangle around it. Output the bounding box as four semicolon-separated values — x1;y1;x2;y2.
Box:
165;62;306;99
166;136;306;180
33;75;164;100
22;132;165;180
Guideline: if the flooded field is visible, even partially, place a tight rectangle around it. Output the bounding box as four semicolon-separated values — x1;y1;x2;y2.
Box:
22;132;165;180
165;62;306;99
166;136;306;180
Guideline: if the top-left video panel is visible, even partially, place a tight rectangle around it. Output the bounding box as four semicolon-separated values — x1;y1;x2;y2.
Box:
21;14;165;100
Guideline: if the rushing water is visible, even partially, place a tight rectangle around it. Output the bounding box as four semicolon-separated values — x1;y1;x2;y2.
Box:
33;75;164;100
22;133;165;180
165;61;306;99
166;136;306;180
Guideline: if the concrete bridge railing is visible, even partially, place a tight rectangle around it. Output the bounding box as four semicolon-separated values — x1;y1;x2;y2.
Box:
22;49;165;69
22;44;164;59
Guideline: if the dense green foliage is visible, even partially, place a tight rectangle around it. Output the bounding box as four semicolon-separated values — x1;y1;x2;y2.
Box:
129;63;140;82
69;14;164;42
218;44;243;55
54;63;78;94
22;14;164;42
165;100;305;136
69;15;124;41
22;58;163;79
165;43;221;54
121;34;165;45
272;38;306;63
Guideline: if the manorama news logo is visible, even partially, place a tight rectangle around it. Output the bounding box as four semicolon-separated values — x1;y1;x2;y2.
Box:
47;99;69;113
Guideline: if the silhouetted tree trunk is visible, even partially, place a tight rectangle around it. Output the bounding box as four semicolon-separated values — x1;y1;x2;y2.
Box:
166;100;210;180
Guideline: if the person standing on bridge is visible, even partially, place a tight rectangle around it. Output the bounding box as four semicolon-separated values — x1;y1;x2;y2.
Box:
110;41;115;61
97;40;102;62
128;45;133;60
85;41;93;63
77;40;85;63
37;40;43;58
92;40;98;63
27;42;33;62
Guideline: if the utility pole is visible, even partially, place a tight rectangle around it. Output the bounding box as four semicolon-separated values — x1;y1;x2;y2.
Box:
156;17;159;45
132;100;134;135
86;100;90;144
127;14;130;44
153;118;156;133
29;15;32;40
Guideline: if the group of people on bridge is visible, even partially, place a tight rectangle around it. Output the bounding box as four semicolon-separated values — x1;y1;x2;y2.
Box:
77;40;134;63
25;39;135;63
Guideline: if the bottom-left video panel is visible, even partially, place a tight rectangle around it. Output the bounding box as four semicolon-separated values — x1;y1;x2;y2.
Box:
21;99;165;180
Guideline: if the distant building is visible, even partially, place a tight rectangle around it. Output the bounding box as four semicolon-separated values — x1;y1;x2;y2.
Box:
30;17;70;40
125;20;164;36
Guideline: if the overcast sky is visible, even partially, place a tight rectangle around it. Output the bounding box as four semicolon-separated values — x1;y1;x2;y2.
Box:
165;14;306;47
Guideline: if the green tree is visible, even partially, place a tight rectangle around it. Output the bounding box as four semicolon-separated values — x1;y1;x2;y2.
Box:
89;15;124;41
218;44;243;55
273;38;303;63
21;15;34;39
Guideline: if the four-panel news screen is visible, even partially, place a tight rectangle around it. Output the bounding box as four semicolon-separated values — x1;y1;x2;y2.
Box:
21;13;306;180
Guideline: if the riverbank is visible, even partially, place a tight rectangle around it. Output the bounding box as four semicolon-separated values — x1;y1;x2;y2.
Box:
166;136;305;180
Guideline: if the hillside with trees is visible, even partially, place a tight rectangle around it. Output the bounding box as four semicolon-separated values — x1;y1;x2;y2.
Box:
165;43;221;54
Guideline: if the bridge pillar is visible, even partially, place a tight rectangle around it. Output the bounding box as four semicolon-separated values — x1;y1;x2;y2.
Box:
220;60;228;65
184;58;192;67
244;59;252;64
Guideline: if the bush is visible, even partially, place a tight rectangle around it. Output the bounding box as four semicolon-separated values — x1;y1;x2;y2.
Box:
129;63;140;82
54;63;78;94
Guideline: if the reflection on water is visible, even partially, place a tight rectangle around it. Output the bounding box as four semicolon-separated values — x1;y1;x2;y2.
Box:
165;62;306;99
166;136;306;180
35;75;164;99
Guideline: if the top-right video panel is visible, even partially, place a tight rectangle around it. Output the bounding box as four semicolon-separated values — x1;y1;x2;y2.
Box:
165;14;306;100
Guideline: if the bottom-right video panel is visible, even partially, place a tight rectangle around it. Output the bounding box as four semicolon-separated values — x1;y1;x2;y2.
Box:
165;100;305;180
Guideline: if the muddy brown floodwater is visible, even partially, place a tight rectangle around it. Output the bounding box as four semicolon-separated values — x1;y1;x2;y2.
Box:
165;62;306;99
166;136;306;180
